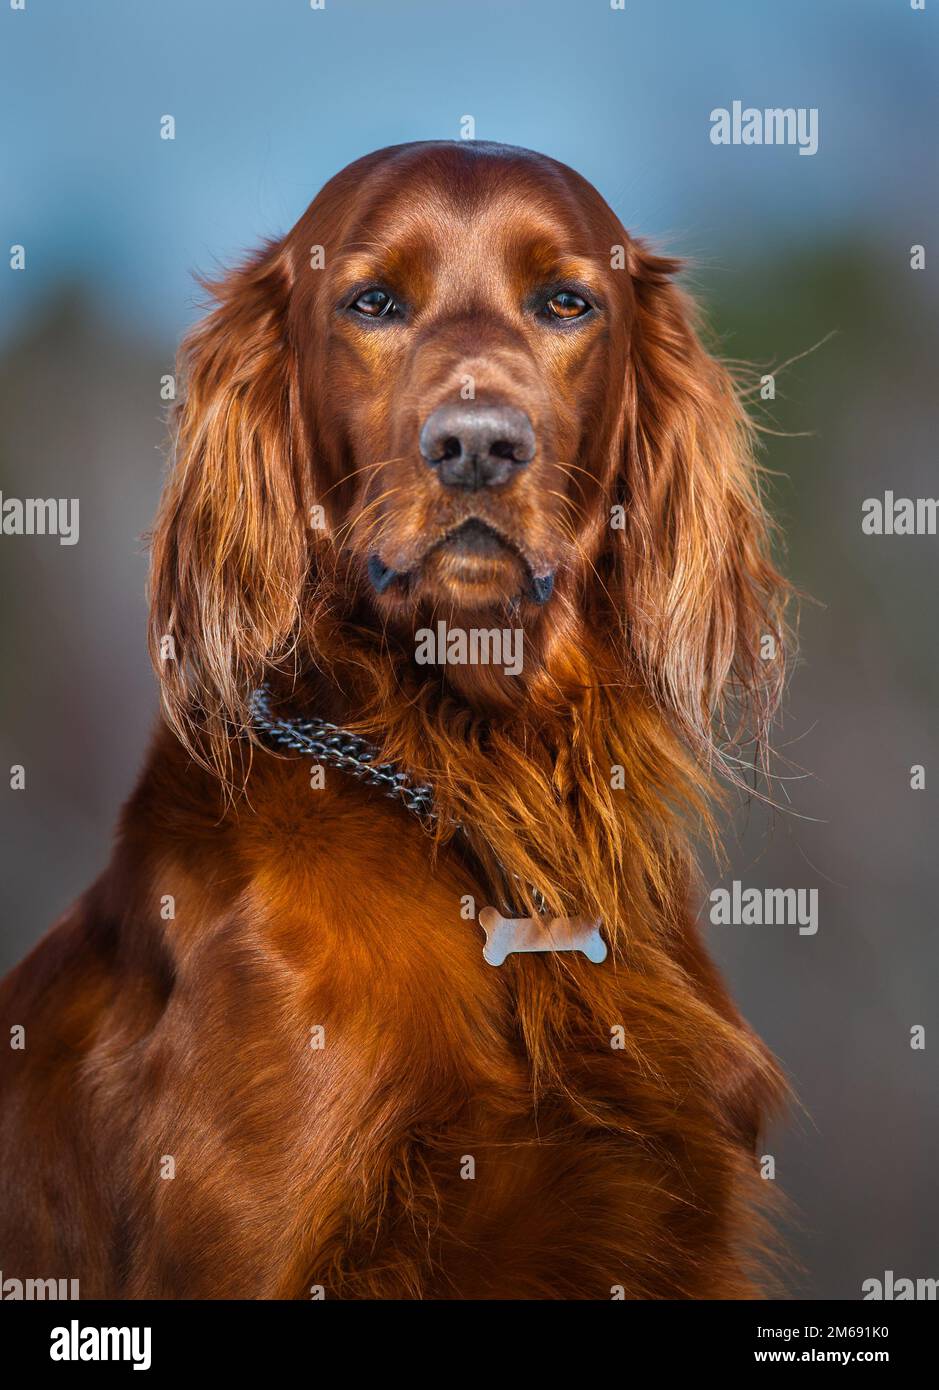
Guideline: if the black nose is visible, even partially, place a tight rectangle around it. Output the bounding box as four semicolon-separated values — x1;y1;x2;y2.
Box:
419;404;536;489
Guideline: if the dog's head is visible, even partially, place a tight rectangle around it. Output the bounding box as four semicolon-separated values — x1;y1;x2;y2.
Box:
301;141;619;615
151;141;785;771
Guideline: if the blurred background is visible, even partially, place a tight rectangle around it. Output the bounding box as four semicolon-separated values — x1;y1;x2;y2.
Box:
1;0;936;1298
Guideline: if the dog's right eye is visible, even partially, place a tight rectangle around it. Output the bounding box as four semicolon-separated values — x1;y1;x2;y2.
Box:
349;288;397;319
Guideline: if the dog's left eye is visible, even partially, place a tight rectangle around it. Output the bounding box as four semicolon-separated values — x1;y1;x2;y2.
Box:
545;291;591;320
350;288;398;319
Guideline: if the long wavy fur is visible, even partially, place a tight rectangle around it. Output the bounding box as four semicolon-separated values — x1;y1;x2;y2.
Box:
147;164;792;1295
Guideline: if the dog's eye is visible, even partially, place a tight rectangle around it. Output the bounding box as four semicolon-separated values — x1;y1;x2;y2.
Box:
545;291;591;320
350;288;397;319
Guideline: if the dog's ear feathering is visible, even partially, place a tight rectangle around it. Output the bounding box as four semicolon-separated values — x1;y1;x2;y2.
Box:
614;243;789;782
148;239;313;778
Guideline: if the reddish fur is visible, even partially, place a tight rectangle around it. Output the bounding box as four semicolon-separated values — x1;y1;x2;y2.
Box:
0;142;789;1299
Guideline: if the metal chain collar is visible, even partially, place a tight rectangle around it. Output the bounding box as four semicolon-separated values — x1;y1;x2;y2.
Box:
248;685;546;914
248;685;437;826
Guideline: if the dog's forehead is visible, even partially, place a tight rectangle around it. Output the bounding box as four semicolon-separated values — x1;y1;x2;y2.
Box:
324;143;616;287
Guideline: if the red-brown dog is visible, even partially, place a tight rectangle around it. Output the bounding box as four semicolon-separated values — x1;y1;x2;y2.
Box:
0;141;788;1299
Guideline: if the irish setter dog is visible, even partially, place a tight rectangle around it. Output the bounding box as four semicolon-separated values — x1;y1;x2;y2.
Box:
0;141;789;1299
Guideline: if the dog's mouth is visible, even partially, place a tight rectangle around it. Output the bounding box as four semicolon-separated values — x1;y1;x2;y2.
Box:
367;518;555;606
438;517;512;558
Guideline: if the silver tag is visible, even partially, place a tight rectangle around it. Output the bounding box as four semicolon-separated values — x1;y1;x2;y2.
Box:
479;906;607;967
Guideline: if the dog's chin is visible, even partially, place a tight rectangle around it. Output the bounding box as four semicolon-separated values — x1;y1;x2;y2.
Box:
416;546;527;609
368;520;554;611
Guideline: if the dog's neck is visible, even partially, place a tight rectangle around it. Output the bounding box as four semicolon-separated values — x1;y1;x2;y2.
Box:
269;608;712;957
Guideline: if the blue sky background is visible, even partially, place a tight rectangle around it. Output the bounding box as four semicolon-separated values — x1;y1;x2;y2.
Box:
3;0;936;345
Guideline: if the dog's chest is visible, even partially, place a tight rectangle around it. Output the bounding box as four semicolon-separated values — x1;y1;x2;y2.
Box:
124;770;745;1297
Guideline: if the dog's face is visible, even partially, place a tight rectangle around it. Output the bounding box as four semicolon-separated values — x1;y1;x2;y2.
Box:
152;140;785;769
294;144;626;614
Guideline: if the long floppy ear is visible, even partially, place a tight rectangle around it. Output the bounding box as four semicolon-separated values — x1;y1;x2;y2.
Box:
615;243;789;779
149;241;310;776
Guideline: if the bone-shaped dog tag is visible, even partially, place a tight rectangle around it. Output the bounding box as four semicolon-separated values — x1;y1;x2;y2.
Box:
478;906;607;967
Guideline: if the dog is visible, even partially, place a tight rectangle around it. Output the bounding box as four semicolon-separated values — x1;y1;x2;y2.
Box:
0;141;789;1299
